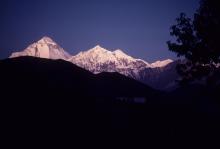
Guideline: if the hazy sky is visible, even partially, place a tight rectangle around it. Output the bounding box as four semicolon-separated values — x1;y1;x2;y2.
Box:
0;0;199;62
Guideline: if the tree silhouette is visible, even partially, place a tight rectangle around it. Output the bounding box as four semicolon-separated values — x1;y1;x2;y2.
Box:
167;0;220;85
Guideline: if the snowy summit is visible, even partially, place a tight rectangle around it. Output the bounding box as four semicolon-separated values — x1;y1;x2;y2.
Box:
69;45;151;74
9;36;176;90
151;59;173;68
10;36;71;60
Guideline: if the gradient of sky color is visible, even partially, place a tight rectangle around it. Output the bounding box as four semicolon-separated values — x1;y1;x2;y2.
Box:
0;0;199;62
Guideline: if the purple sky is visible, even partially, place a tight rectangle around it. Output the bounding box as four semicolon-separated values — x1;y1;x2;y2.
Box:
0;0;199;62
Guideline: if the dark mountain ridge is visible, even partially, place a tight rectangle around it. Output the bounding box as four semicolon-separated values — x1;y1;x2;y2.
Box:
1;56;220;148
0;56;157;98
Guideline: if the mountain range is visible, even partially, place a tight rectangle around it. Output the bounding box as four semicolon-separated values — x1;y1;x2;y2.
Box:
2;37;220;147
9;36;179;90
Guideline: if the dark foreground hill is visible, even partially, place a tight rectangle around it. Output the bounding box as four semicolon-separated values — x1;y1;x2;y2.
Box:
0;57;220;148
0;56;156;98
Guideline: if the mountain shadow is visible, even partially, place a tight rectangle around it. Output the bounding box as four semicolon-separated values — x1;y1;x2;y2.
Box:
0;56;157;99
1;56;220;148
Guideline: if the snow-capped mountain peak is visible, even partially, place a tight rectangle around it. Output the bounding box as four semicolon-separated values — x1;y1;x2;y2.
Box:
113;49;132;59
87;45;111;55
68;45;152;76
83;46;135;62
151;59;173;68
9;40;176;90
10;36;71;60
113;49;125;54
93;45;104;49
38;36;57;45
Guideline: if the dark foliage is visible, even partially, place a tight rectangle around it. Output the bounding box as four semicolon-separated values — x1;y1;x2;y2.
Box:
167;0;220;84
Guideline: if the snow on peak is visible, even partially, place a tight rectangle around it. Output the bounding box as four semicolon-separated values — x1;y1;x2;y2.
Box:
88;45;110;53
68;45;152;76
8;39;176;89
85;46;134;62
10;36;71;60
113;49;128;57
113;49;124;54
70;45;137;63
38;36;56;45
151;59;173;68
94;45;102;49
112;49;141;63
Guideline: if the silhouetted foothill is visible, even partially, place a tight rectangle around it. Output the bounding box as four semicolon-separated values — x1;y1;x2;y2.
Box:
0;56;220;148
0;56;155;98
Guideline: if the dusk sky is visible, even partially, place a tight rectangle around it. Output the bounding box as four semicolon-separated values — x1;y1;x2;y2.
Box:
0;0;199;62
